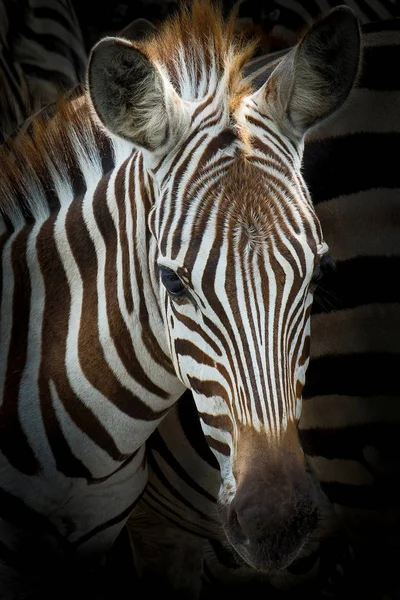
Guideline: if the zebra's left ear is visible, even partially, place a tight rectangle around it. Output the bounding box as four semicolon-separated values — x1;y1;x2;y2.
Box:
87;37;188;153
251;6;361;140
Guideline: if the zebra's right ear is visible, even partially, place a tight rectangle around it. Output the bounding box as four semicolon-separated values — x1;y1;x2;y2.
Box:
250;7;360;141
87;37;188;153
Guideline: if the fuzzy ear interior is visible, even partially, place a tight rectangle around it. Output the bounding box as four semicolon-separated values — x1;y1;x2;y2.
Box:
251;6;361;140
87;37;188;153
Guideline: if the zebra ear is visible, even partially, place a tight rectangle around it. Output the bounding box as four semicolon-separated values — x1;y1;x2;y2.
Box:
87;37;188;152
118;18;157;41
252;7;360;139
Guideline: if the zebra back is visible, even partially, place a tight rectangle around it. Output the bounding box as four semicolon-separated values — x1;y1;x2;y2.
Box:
0;0;87;142
267;0;400;47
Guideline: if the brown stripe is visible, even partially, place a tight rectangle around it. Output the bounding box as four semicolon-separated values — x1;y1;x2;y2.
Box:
174;338;212;366
170;131;237;261
135;161;175;374
174;311;223;358
188;376;228;403
39;377;92;478
205;435;230;456
88;445;142;484
197;409;233;437
161;133;208;257
114;158;134;314
90;177;168;398
37;215;125;466
256;242;275;424
237;233;267;424
247;111;294;163
182;162;232;266
194;213;247;423
190;94;215;123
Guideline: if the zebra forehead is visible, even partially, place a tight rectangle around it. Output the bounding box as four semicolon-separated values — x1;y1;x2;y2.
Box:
135;0;257;105
192;158;315;232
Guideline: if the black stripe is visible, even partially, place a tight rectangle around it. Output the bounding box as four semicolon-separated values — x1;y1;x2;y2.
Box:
0;487;70;550
0;229;39;475
311;256;400;314
0;55;26;113
18;17;87;79
208;539;241;569
19;64;76;91
286;546;320;575
0;539;19;569
304;353;400;397
19;28;79;61
358;45;400;91
141;491;212;537
320;481;400;510
303;133;400;204
272;6;309;32
32;7;78;35
362;18;400;34
73;493;144;548
354;1;388;23
39;379;92;480
300;421;400;460
244;48;288;85
176;391;219;469
146;442;216;519
148;426;217;504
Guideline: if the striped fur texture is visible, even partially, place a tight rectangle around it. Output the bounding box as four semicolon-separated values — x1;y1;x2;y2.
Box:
0;1;360;597
0;0;87;143
127;15;400;600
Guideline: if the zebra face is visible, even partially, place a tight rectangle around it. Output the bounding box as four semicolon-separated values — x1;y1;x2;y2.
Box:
154;156;326;571
88;0;360;573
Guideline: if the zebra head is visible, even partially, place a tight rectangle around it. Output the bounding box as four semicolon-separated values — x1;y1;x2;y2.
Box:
87;2;360;572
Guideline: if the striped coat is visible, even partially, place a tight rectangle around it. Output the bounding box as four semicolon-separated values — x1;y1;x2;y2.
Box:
0;2;360;597
127;15;400;600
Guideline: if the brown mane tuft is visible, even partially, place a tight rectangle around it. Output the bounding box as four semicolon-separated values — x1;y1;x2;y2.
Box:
0;1;260;228
141;0;257;106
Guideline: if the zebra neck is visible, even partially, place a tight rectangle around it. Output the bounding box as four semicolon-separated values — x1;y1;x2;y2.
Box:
0;127;185;481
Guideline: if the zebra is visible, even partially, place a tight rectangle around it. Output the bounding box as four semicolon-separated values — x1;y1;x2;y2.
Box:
253;0;400;49
126;12;400;600
8;0;87;105
0;1;360;597
0;1;32;143
0;0;87;142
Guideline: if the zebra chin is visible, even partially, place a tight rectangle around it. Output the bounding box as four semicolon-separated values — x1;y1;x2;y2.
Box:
221;519;317;573
218;487;318;572
216;441;319;572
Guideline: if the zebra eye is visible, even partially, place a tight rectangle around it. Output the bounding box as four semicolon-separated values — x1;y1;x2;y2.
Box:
159;267;186;297
312;254;335;284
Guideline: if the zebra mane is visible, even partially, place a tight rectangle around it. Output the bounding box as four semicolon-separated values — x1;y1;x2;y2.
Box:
0;1;257;231
139;0;257;106
0;90;129;231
